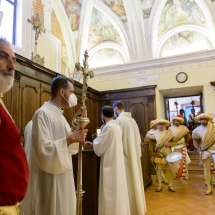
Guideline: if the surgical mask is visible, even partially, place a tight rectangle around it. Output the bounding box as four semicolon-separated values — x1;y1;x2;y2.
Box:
68;93;77;107
63;92;77;107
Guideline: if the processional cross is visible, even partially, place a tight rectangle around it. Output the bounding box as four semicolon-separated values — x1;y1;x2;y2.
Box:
27;14;46;66
72;50;94;215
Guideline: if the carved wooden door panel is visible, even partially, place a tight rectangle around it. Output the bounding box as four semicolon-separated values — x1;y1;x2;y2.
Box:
40;83;51;106
130;99;146;139
20;76;40;135
2;79;21;129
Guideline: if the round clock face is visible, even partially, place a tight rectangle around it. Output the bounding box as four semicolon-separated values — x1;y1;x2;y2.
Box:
176;72;187;83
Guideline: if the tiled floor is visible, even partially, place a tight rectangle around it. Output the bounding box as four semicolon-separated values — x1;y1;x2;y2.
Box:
145;174;215;215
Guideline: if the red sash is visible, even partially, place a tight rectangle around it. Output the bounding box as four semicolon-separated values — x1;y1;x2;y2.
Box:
0;103;29;206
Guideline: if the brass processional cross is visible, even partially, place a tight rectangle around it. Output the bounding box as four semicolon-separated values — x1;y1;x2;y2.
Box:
72;50;94;215
27;14;46;66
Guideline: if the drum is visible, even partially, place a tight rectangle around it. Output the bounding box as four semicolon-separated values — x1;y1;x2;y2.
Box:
166;152;187;179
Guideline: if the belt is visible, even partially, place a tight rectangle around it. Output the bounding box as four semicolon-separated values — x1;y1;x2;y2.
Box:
0;203;21;215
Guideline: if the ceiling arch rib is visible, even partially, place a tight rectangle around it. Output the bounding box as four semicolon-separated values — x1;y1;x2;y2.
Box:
77;0;130;64
50;0;76;71
123;0;147;61
149;0;167;59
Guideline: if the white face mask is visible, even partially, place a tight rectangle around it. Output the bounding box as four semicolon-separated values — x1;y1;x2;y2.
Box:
63;92;77;107
68;93;77;107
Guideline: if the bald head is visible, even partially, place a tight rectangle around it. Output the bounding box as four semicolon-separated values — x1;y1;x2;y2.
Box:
0;39;16;93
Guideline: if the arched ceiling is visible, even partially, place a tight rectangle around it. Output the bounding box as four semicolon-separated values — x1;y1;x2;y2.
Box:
59;0;215;68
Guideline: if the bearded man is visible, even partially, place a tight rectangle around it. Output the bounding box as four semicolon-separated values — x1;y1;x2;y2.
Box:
0;39;29;214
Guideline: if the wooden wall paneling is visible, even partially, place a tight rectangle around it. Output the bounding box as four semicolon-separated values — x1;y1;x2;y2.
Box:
10;81;21;128
20;76;40;135
141;143;152;187
40;83;51;106
146;96;156;129
72;150;99;215
130;99;146;139
86;98;100;140
2;71;22;130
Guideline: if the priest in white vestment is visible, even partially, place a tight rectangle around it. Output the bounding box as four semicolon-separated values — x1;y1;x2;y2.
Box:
22;76;88;215
84;106;130;215
113;101;146;215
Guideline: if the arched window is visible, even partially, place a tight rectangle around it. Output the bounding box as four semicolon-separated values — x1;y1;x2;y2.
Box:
0;0;17;44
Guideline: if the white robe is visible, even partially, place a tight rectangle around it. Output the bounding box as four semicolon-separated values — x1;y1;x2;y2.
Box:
93;120;130;215
22;102;79;215
116;112;146;215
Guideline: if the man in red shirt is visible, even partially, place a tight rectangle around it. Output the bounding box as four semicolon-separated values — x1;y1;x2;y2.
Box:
0;39;29;214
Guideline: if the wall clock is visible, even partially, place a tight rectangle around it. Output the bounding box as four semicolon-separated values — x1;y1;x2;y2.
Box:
176;72;188;83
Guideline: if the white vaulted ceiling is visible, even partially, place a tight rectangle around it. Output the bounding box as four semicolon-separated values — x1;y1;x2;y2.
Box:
59;0;215;68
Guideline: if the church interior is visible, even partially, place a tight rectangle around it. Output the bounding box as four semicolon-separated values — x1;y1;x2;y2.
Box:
1;0;215;214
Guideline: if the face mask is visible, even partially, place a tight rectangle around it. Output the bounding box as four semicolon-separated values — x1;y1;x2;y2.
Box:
68;93;77;107
63;92;77;107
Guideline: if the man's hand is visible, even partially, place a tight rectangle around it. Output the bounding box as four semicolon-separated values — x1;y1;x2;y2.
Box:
83;141;93;149
66;129;88;146
74;108;87;118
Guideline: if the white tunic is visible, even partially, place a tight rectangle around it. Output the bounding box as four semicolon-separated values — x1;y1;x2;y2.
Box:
116;112;146;215
169;125;191;164
93;120;130;215
22;102;79;215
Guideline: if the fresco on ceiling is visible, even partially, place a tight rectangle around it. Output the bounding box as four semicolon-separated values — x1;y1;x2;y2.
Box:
160;31;212;58
89;48;125;68
141;0;155;18
159;0;206;37
101;0;127;22
61;0;83;31
88;8;122;49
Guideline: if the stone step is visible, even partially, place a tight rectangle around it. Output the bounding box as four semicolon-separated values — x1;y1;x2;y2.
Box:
188;154;199;159
189;160;200;165
188;169;204;175
188;164;204;170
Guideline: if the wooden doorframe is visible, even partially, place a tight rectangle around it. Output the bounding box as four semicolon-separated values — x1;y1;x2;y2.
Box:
164;94;203;120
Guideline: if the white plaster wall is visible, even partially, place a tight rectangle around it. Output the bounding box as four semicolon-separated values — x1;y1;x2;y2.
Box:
89;50;215;117
37;32;61;72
